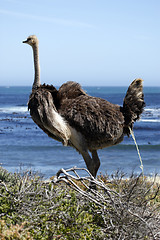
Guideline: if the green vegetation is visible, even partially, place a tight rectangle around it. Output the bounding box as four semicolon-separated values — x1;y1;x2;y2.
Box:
0;167;159;239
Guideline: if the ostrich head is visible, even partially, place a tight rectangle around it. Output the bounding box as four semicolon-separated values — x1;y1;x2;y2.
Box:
23;35;38;46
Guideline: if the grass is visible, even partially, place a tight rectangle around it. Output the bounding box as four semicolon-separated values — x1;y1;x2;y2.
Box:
0;167;159;239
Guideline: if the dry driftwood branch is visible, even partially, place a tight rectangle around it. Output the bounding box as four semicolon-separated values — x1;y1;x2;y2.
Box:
0;166;159;239
53;167;160;240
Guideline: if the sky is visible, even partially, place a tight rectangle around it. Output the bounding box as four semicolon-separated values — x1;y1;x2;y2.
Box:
0;0;160;86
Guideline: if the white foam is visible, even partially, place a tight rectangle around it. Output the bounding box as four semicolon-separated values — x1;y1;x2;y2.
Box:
0;106;28;114
142;107;160;122
139;119;160;123
144;108;160;115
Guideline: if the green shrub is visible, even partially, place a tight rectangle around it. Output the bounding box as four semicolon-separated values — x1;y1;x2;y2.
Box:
0;220;32;240
0;167;159;239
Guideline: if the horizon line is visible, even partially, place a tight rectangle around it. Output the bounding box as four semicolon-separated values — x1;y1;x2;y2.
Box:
0;85;160;88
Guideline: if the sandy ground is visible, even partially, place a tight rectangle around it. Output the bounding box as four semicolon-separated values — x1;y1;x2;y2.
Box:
146;175;160;184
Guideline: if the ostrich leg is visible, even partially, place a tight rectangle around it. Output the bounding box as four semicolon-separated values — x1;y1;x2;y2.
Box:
91;150;100;177
81;150;100;178
81;151;96;177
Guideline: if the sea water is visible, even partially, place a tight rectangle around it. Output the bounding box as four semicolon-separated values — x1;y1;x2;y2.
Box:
0;86;160;178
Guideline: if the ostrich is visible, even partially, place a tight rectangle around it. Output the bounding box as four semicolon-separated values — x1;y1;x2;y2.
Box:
23;35;145;178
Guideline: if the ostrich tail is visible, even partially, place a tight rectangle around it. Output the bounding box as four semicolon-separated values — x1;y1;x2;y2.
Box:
122;78;145;136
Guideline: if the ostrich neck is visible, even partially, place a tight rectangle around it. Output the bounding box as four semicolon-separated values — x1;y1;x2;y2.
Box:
32;44;40;89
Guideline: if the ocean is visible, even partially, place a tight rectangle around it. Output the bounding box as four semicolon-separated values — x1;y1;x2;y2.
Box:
0;86;160;178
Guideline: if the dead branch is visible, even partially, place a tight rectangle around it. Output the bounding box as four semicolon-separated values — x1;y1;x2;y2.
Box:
53;167;160;240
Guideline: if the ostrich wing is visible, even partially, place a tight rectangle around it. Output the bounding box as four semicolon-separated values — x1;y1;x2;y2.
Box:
59;95;124;146
58;81;87;100
28;88;70;145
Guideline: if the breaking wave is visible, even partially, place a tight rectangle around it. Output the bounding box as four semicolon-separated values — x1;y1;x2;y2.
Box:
0;106;28;114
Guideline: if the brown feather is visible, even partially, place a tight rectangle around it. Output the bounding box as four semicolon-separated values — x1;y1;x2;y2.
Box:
24;35;145;177
59;95;124;149
28;79;145;176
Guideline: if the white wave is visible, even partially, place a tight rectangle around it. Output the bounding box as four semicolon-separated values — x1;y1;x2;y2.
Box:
143;108;160;120
139;119;160;123
144;108;160;114
0;106;28;114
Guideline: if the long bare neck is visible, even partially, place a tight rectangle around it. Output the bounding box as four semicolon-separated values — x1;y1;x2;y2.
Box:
32;43;40;89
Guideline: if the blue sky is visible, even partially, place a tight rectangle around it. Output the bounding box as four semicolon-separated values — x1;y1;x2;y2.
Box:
0;0;160;86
